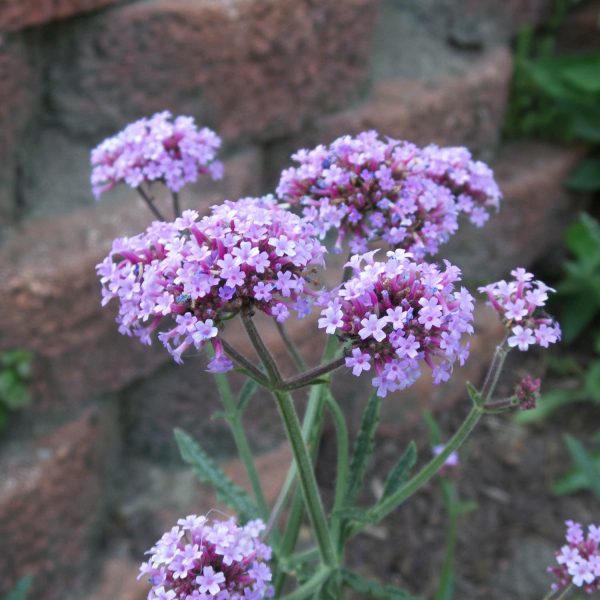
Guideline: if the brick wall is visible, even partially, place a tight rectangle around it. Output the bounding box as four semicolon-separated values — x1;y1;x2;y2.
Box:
0;0;592;597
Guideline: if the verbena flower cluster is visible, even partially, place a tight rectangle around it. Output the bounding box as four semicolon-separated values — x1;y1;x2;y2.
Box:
139;515;273;600
91;111;223;198
276;131;501;256
96;196;325;368
318;250;474;397
478;268;561;352
548;520;600;594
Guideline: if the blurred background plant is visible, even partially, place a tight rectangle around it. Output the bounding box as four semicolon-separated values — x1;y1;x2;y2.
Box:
0;349;33;431
504;0;600;191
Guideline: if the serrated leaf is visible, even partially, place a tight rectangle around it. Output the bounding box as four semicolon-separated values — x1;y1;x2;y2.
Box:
237;379;258;413
174;428;259;521
3;576;33;600
564;435;600;499
341;569;421;599
381;441;417;500
346;392;382;504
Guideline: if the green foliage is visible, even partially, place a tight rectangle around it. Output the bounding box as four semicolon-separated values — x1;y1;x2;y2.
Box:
381;441;417;500
558;214;600;343
174;428;259;522
559;434;600;498
345;391;381;505
0;349;33;430
504;1;600;190
3;577;33;600
341;569;422;600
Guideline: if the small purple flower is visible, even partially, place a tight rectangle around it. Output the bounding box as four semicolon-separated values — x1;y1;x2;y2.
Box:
318;250;474;397
549;521;600;594
91;111;223;198
479;269;560;352
97;196;325;367
277;131;500;257
140;515;273;600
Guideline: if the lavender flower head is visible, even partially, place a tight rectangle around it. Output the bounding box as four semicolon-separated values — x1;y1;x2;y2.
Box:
96;196;325;368
318;250;474;397
548;520;600;594
276;131;501;256
478;268;561;352
91;111;223;198
139;515;273;600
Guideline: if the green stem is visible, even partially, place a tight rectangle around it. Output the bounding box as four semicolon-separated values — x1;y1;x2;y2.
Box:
279;567;332;600
273;390;337;568
221;339;270;387
242;310;283;385
281;356;346;391
324;391;349;551
435;481;458;600
275;320;308;371
136;185;165;221
361;404;483;529
211;369;269;520
172;190;181;219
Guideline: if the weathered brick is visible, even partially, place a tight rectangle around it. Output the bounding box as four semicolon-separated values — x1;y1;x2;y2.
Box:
0;406;117;599
0;0;118;32
0;38;39;228
265;47;514;183
410;0;551;46
47;0;377;144
443;141;585;286
0;149;263;415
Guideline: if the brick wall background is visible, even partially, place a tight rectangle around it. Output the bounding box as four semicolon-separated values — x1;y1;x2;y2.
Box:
0;0;594;597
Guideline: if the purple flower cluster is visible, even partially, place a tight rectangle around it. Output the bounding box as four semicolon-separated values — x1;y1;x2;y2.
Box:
276;131;501;256
548;521;600;594
318;250;474;397
96;196;325;368
91;111;223;198
139;515;273;600
478;268;561;352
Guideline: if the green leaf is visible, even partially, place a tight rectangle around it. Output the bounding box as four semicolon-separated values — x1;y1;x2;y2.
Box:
237;379;258;413
567;157;600;191
174;428;259;521
564;214;600;262
341;569;421;599
564;435;600;499
558;293;600;343
584;361;600;402
552;455;600;496
381;441;417;500
3;576;33;600
346;392;382;504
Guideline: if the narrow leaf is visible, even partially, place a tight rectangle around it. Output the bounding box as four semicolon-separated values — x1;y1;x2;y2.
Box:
342;569;421;599
174;428;259;520
346;392;382;504
333;506;376;525
4;576;33;600
381;441;417;500
564;435;600;499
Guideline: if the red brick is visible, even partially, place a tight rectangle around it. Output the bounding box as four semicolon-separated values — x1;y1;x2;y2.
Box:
0;0;118;32
265;47;514;182
0;149;263;414
0;39;39;227
47;0;377;144
0;407;117;599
